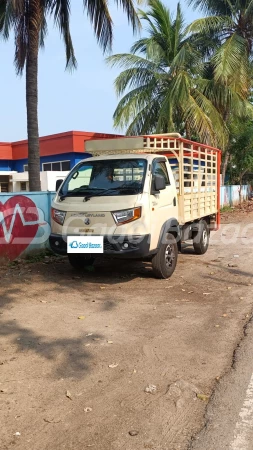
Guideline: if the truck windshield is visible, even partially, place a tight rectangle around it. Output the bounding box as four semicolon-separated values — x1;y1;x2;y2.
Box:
59;159;147;199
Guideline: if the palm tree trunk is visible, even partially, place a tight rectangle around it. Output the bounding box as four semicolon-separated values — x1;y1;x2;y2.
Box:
26;1;41;192
239;170;248;205
221;109;230;186
185;121;191;140
239;176;242;205
221;151;230;185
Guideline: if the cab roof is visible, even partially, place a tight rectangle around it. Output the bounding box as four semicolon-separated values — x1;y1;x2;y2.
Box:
83;153;155;162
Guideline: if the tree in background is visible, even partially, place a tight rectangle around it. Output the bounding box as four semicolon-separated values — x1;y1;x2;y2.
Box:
228;119;253;202
187;0;253;183
108;0;252;150
0;0;140;191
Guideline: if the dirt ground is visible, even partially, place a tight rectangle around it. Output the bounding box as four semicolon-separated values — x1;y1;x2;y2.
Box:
1;206;253;450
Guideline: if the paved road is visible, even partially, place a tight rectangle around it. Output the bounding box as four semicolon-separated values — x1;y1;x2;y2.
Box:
191;320;253;450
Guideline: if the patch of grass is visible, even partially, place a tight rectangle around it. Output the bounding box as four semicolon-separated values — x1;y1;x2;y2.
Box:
8;260;20;268
24;249;56;264
25;253;50;263
220;205;233;213
7;249;55;266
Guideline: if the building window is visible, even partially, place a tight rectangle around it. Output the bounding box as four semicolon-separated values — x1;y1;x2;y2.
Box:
42;160;70;172
62;161;71;171
24;164;28;172
20;182;27;191
43;163;51;171
52;162;61;171
0;182;9;193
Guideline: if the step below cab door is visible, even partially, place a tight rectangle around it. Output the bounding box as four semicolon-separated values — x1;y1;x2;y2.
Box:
150;158;178;250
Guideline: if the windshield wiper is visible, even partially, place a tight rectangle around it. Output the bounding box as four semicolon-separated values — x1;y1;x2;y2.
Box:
83;186;140;201
59;186;141;202
59;187;107;202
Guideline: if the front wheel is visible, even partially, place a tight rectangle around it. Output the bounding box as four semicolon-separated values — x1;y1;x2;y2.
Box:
152;233;178;279
193;220;209;255
68;254;95;270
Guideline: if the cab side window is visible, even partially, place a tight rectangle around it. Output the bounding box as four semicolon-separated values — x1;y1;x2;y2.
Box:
153;160;170;185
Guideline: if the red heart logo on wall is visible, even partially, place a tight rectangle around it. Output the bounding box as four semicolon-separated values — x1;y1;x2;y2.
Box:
0;195;39;260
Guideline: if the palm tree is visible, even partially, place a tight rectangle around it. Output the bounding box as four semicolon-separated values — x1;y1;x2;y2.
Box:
0;0;140;191
107;0;241;147
187;0;253;182
188;0;253;93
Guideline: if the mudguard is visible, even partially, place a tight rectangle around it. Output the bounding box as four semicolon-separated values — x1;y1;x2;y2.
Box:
158;218;181;247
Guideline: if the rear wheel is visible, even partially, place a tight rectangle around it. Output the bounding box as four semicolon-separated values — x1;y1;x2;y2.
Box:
68;254;95;270
152;233;178;279
193;220;209;255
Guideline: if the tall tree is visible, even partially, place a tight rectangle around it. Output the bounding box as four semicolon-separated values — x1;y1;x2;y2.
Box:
0;0;140;191
187;0;253;183
228;119;253;201
107;0;251;148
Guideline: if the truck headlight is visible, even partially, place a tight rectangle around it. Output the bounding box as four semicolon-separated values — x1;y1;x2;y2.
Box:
112;207;141;225
51;208;66;225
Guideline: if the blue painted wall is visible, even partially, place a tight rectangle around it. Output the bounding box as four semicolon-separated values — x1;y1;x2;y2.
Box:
220;185;248;207
0;160;13;171
12;159;27;172
0;152;91;172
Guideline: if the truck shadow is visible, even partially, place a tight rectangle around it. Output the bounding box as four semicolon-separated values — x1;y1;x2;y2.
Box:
43;256;154;286
180;242;196;254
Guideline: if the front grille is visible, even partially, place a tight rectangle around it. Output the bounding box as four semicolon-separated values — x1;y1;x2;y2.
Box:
104;240;116;252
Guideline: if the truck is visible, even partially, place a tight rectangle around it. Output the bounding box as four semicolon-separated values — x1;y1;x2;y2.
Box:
49;133;221;279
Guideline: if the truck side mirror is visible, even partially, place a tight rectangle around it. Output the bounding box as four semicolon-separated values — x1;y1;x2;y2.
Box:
154;174;166;192
56;179;63;191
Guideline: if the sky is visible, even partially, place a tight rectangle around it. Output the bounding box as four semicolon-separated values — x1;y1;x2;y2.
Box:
0;0;201;142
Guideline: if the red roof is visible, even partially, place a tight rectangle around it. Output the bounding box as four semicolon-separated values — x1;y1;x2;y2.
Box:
0;130;122;160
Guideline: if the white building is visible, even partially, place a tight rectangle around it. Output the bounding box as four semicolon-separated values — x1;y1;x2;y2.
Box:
0;171;68;193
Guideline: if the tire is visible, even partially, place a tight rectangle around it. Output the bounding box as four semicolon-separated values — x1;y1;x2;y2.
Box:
68;254;95;270
193;220;209;255
152;233;178;279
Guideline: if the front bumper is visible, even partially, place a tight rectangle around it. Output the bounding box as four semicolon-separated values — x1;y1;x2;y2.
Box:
49;234;151;259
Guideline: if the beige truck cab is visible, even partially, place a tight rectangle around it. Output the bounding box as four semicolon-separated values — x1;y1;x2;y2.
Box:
50;134;221;279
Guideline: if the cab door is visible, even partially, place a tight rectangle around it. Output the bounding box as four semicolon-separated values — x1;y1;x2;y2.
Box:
150;158;178;250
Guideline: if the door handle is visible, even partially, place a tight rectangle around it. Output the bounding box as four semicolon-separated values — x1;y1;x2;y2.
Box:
173;197;177;206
